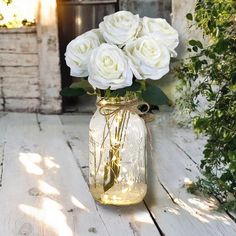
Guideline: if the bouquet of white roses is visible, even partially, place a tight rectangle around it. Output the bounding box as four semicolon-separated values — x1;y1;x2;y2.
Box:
62;10;179;106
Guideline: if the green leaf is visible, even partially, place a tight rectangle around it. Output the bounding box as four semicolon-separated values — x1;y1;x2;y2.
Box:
186;13;193;21
142;83;169;106
60;87;86;97
70;79;94;93
193;46;198;52
110;81;141;97
189;40;203;49
214;39;229;54
232;72;236;84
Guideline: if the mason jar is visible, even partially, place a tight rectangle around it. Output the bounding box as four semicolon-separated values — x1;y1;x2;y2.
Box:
89;96;147;205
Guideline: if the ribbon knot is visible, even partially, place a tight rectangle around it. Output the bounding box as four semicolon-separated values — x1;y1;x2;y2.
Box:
96;98;150;117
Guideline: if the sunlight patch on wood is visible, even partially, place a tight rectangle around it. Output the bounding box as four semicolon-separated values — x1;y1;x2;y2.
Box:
38;180;60;196
134;211;155;224
19;197;73;236
71;196;90;213
19;152;43;176
165;207;180;215
175;198;232;225
175;198;210;223
44;156;60;170
188;198;217;211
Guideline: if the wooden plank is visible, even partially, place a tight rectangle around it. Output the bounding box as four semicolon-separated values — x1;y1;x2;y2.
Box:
60;115;91;182
2;77;40;98
0;27;36;34
61;114;161;236
0;113;159;236
0;53;38;67
5;98;40;112
0;66;39;78
0;113;109;235
37;0;62;113
171;125;206;165
145;112;236;236
40;114;160;235
0;33;38;54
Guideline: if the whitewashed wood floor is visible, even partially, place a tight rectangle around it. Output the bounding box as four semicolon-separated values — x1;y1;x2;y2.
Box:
0;112;235;236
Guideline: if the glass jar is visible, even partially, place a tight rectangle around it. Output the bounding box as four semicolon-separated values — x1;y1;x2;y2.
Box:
89;96;147;205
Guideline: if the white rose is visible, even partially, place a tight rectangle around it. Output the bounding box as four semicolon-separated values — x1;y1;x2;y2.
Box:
125;36;170;80
139;17;179;56
99;11;140;47
88;43;133;90
65;29;103;77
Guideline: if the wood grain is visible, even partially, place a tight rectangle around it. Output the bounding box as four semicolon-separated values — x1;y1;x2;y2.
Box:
146;112;236;236
0;33;38;54
0;53;38;67
0;113;159;236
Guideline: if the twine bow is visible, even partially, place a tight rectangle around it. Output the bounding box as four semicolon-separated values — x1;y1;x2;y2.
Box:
96;98;150;117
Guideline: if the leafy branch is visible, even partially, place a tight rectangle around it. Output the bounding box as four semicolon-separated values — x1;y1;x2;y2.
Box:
176;0;236;211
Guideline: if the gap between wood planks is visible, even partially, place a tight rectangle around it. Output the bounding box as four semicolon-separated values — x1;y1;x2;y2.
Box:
0;141;5;188
143;200;165;236
35;113;42;131
0;113;7;188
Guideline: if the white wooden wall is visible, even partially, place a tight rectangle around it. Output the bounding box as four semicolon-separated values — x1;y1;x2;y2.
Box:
0;0;61;114
0;27;40;112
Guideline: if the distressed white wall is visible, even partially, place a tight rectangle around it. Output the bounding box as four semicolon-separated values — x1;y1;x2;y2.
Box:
0;27;40;112
0;0;61;114
37;0;61;114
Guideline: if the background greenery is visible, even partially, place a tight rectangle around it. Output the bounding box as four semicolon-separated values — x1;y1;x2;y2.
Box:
176;0;236;211
0;0;36;28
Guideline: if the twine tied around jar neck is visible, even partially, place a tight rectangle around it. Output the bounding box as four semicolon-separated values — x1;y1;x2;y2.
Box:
96;98;150;117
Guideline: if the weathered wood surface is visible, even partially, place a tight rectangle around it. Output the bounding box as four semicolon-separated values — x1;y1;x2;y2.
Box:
61;113;236;236
0;113;159;236
0;53;39;67
0;66;38;78
147;112;236;236
0;27;36;34
0;6;61;113
37;0;62;114
0;112;235;236
1;77;40;98
0;33;38;54
0;27;40;112
4;99;40;112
